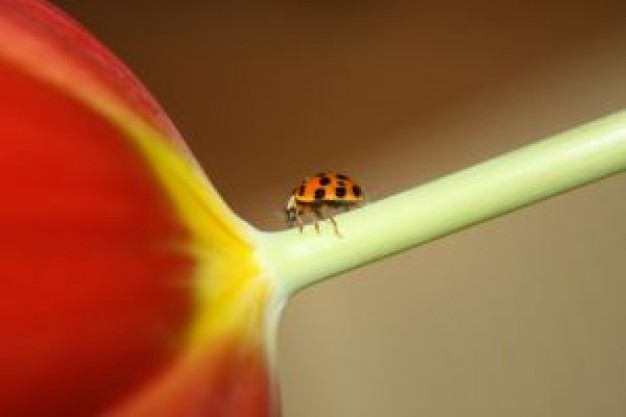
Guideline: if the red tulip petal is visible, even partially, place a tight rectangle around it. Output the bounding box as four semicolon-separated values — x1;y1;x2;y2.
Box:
0;53;195;416
0;2;277;416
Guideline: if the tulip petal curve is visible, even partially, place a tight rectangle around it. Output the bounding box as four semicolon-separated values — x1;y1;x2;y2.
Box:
0;1;281;416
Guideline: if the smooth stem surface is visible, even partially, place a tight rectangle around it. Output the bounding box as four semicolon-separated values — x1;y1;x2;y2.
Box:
258;110;626;295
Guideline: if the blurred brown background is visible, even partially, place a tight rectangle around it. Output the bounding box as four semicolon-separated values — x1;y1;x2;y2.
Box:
53;1;626;416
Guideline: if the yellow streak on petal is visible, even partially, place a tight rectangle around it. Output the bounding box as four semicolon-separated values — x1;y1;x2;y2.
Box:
103;121;279;414
120;117;272;350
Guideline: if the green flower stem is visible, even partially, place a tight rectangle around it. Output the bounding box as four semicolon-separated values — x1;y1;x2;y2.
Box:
257;110;626;295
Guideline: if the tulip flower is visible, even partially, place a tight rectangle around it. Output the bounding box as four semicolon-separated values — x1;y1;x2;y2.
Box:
1;1;625;416
0;1;275;415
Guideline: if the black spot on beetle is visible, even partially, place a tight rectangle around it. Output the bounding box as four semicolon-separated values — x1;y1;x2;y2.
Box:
336;174;349;180
298;185;306;196
337;180;346;187
352;184;362;197
319;176;331;186
314;188;326;199
335;187;347;198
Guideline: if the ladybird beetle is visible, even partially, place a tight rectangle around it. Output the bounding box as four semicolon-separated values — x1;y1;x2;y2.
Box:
285;172;364;237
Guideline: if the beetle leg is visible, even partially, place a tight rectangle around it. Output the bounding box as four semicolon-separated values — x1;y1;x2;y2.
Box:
312;205;324;234
315;204;342;237
296;208;305;233
328;216;342;238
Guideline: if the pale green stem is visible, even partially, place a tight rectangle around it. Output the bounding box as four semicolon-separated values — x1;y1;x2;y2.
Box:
257;110;626;295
